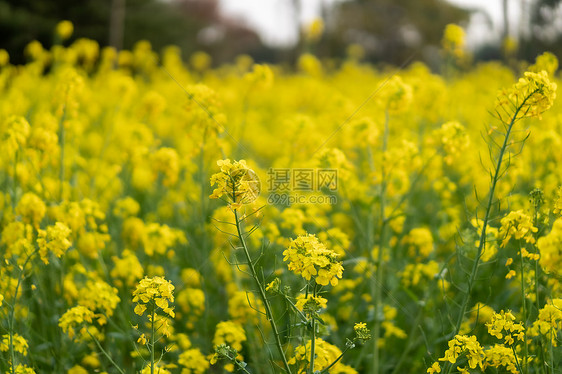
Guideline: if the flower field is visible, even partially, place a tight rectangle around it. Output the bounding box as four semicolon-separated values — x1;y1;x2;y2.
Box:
1;26;562;374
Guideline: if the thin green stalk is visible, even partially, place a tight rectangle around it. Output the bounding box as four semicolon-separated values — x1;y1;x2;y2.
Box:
151;306;155;374
308;284;317;374
519;246;529;374
531;204;547;374
320;344;353;374
390;304;424;374
86;329;125;374
372;110;390;374
58;107;66;202
309;314;316;374
233;209;292;374
445;94;529;374
11;150;18;212
8;249;37;373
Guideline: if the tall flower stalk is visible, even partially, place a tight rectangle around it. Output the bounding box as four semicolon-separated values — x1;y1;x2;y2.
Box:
444;70;556;374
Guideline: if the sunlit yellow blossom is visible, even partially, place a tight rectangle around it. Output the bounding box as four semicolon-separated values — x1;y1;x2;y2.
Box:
67;365;88;374
178;348;210;374
111;249;144;287
11;364;36;374
438;335;485;370
495;70;557;121
486;310;525;345
288;338;357;374
529;298;562;345
537;218;562;275
442;24;465;57
485;344;519;374
132;276;175;318
16;192;46;228
58;306;94;340
55;20;74;40
283;234;344;286
499;210;538;247
0;333;29;356
213;320;246;352
2;115;30;160
210;159;260;205
37;222;72;264
427;362;441;374
295;294;328;314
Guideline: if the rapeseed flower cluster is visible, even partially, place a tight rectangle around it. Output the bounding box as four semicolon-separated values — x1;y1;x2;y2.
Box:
133;276;175;318
283;234;344;286
1;22;561;374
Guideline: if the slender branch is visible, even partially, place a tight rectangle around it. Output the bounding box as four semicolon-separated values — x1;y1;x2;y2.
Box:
86;329;126;374
233;208;293;374
444;93;530;374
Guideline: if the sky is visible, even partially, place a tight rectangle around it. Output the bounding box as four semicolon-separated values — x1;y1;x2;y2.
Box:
218;0;523;49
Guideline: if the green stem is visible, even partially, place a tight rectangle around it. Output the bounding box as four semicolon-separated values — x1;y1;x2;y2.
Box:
11;150;18;213
444;94;528;374
320;343;353;374
86;329;125;374
233;209;292;374
519;246;528;374
151;306;155;374
372;110;390;374
58;107;66;202
8;249;37;373
309;285;317;374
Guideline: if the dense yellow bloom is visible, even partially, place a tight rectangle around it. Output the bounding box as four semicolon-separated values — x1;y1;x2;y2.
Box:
140;363;172;374
1;115;30;159
400;261;440;288
529;51;559;76
498;210;538;247
442;24;465;57
58;306;94;340
11;365;36;374
111;249;144;287
486;310;525;345
77;280;120;324
485;344;519;373
150;147;180;186
210;159;260;206
37;222;72;264
0;333;29;356
176;287;205;328
295;294;328;313
283;234;344;286
537;218;562;275
289;338;357;374
132;276;175;318
438;335;485;370
402;227;434;259
436;121;470;165
16;192;46;228
1;221;34;258
426;361;441;373
178;348;210;374
67;365;88;374
496;70;557;121
529;298;562;345
213;320;246;352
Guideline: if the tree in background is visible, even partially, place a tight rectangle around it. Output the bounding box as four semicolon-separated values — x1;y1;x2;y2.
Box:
0;0;261;65
521;0;562;61
318;0;469;66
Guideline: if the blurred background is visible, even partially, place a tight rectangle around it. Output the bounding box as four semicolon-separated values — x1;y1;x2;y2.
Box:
0;0;561;67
